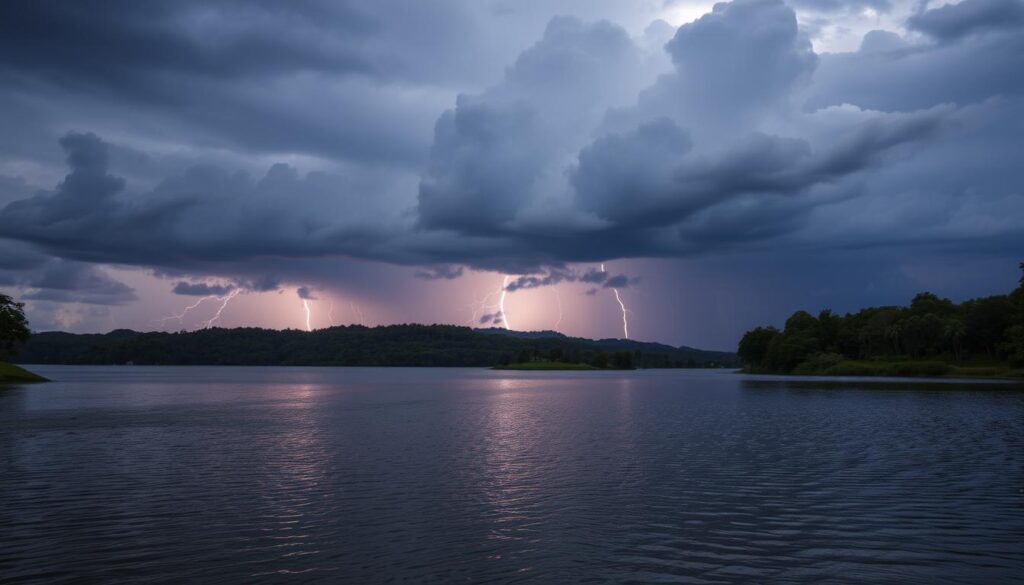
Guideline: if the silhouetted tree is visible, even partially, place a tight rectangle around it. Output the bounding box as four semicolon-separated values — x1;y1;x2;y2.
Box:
0;293;30;360
943;317;966;362
964;296;1013;356
738;326;778;367
737;264;1024;372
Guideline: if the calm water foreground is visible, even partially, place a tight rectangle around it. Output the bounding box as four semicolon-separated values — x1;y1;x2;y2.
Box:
1;367;1023;584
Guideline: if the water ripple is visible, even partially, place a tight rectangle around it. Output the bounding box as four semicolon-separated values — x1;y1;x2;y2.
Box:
1;366;1023;583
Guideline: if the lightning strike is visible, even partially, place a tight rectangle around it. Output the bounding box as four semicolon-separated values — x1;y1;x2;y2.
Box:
601;263;630;339
554;288;563;329
466;285;501;326
466;274;515;329
199;289;240;329
328;300;336;326
156;295;215;328
350;302;365;326
303;299;312;331
499;275;513;330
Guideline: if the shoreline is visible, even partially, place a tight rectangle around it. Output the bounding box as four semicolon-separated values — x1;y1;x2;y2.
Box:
741;361;1024;382
0;362;49;383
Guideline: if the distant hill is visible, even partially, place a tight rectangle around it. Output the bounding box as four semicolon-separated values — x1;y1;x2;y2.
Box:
15;324;737;368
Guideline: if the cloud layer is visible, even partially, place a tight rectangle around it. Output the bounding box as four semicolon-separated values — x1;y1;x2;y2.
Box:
0;0;1021;338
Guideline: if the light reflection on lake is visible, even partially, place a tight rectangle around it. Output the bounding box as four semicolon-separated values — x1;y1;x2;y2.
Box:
1;366;1023;584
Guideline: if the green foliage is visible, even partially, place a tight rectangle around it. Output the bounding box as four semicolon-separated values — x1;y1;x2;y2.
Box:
792;352;844;375
808;360;952;377
764;331;819;372
0;361;48;383
0;293;31;360
737;326;779;367
739;263;1024;375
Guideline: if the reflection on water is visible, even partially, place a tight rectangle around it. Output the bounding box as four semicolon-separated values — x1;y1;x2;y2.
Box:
741;376;1024;392
1;366;1023;584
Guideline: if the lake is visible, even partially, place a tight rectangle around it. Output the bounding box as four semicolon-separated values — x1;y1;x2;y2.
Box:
1;366;1023;584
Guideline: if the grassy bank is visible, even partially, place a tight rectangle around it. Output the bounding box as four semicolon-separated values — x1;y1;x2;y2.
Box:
493;361;602;371
0;362;48;383
746;359;1024;380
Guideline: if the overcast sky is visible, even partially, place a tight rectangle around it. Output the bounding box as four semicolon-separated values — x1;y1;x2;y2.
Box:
0;0;1021;349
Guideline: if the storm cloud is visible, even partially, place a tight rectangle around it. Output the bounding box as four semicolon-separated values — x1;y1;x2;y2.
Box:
173;281;235;297
0;0;1021;342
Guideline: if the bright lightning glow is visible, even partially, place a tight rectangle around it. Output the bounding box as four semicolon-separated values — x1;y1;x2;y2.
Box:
612;288;629;339
156;295;215;328
198;289;240;329
499;275;513;330
466;275;514;329
601;263;630;339
303;299;312;331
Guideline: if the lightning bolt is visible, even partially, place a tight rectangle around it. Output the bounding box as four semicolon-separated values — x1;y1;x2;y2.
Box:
466;284;501;326
198;289;240;329
554;287;563;329
499;275;513;330
466;274;515;330
350;302;365;326
601;263;630;339
156;295;215;328
303;299;313;331
328;300;336;326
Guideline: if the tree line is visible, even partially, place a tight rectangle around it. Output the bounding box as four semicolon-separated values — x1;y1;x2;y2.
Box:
13;324;736;368
738;263;1024;374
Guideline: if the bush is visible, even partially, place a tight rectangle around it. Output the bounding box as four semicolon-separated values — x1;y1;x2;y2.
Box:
793;352;844;374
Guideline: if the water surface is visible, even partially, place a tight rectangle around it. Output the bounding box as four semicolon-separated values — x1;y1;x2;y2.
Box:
2;366;1023;583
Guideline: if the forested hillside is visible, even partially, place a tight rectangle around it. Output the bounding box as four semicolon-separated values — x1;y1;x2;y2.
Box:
15;325;736;368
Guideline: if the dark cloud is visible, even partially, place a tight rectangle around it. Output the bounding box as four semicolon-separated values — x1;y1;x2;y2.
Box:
504;267;636;291
0;133;405;269
807;14;1024;113
0;240;49;271
505;268;577;291
0;2;375;85
173;281;235;297
414;265;465;280
572;106;951;231
907;0;1024;41
296;286;317;300
602;274;631;289
21;260;136;305
0;2;474;167
238;275;282;293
